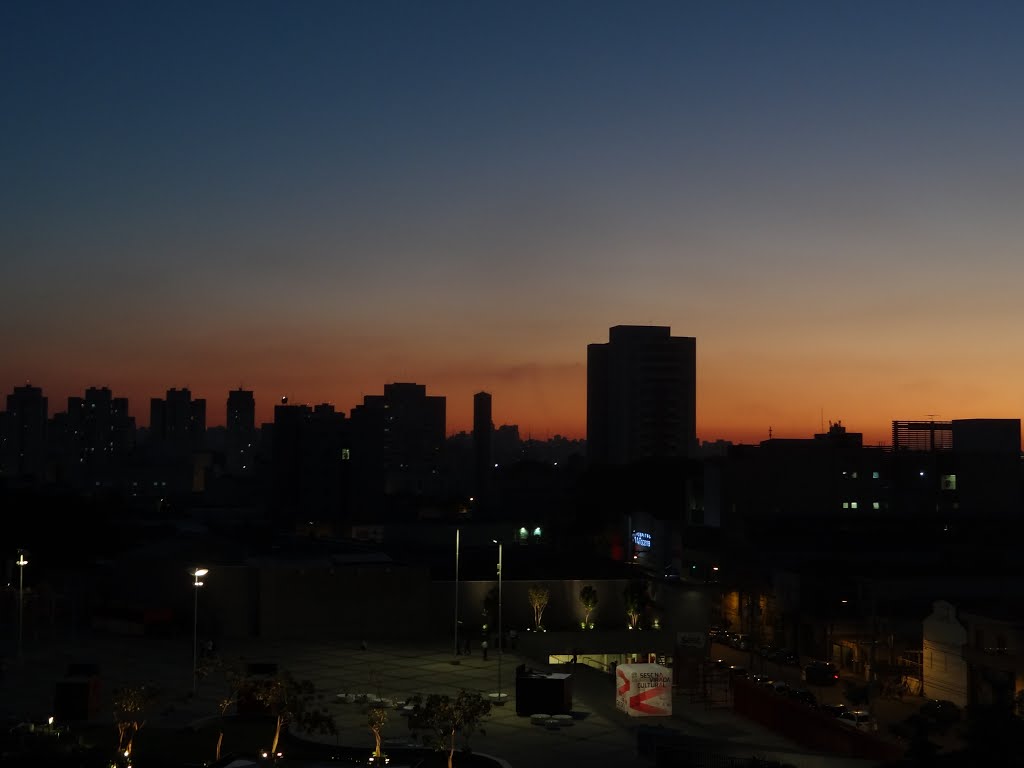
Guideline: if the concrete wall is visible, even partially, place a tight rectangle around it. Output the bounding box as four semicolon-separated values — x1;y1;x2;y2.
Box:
430;578;713;638
922;600;968;707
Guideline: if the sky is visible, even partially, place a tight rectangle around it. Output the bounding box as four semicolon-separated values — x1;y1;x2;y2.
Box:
4;1;1024;445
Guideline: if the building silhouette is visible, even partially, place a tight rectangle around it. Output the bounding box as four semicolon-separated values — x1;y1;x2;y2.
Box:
1;384;48;480
149;388;206;453
226;388;256;475
59;386;135;489
350;382;446;504
473;391;493;499
587;325;696;465
271;400;350;533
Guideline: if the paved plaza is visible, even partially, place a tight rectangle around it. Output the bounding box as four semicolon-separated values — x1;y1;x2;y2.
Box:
2;631;882;768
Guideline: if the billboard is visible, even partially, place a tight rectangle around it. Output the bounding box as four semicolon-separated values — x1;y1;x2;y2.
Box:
615;663;672;717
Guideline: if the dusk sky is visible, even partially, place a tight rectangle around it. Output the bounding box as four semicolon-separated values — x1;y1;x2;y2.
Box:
4;1;1024;444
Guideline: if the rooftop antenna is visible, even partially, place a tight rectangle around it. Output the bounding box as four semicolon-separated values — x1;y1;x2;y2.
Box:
768;426;773;439
924;413;940;422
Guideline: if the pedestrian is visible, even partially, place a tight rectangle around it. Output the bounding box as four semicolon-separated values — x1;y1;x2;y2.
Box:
481;639;489;661
464;636;472;656
509;628;518;649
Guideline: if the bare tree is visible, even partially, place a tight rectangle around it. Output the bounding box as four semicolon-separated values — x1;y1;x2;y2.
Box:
528;584;550;630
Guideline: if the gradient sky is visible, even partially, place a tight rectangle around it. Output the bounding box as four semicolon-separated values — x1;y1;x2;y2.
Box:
4;1;1024;444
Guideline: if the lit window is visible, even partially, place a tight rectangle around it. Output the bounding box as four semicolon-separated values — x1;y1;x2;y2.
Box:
533;527;542;536
872;502;880;510
342;448;351;461
872;471;880;479
850;502;858;509
941;474;957;490
842;502;849;509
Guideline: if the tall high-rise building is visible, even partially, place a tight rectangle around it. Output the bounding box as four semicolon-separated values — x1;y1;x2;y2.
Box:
226;388;256;474
63;387;135;487
473;391;493;497
150;388;206;453
1;384;49;479
587;325;696;465
350;382;446;499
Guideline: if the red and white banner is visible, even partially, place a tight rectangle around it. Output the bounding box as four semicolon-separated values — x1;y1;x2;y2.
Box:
615;663;672;717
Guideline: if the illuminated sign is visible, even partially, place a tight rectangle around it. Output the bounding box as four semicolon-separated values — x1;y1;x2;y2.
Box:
632;531;651;548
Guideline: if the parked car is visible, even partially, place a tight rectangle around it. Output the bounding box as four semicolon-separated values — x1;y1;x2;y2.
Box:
727;665;749;679
757;644;777;658
820;702;848;718
919;699;961;731
769;679;790;694
786;687;818;707
803;661;840;686
750;674;772;687
838;709;878;732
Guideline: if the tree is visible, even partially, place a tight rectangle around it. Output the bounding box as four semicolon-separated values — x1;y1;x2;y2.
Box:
243;671;337;754
528;584;550;630
367;705;388;762
623;581;646;629
411;690;491;768
113;684;157;758
578;585;598;628
201;657;247;761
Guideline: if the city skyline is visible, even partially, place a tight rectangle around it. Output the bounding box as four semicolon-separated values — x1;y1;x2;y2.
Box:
6;2;1024;445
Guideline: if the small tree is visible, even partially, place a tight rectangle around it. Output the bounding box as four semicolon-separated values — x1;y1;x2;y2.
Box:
578;585;598;628
245;671;337;754
528;584;550;630
207;659;247;761
113;684;157;758
367;705;388;761
623;581;646;629
412;690;491;768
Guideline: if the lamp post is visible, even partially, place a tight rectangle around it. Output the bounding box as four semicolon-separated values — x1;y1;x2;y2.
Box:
191;567;208;693
454;528;460;657
492;539;505;704
16;550;28;661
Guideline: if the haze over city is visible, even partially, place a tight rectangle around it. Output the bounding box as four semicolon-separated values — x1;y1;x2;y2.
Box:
5;1;1024;445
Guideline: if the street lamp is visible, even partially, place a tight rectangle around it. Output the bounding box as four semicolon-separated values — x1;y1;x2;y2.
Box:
491;540;506;704
191;567;209;693
454;528;460;657
16;550;28;660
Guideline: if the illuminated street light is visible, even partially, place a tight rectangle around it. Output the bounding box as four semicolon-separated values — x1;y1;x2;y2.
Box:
491;540;506;704
16;550;28;660
192;567;209;693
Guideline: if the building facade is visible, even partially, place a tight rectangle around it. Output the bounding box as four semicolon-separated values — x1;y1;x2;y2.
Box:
587;325;696;465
